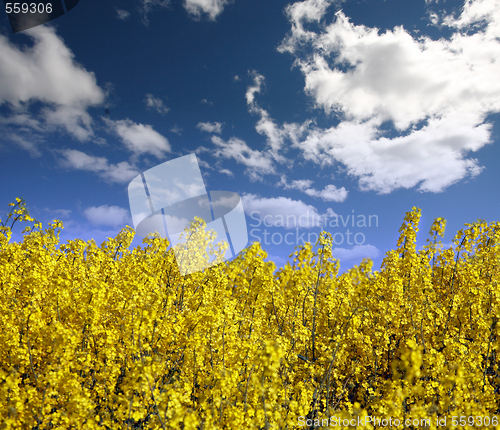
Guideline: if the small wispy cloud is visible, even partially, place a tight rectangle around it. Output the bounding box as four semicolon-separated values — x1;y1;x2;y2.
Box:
220;168;233;176
116;9;131;20
35;207;73;219
141;0;170;26
105;118;171;159
183;0;232;21
278;175;348;202
170;125;183;135
197;121;223;134
245;71;311;163
144;93;170;115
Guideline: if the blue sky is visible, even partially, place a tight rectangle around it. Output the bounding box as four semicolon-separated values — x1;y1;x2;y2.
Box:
1;0;500;273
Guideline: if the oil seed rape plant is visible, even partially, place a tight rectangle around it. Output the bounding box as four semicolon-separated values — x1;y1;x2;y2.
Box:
1;199;500;429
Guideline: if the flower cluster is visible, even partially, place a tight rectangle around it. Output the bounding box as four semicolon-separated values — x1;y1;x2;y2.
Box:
0;200;499;429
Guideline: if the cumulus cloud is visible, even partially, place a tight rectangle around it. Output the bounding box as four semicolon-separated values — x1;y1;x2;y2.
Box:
442;0;500;31
277;0;500;193
84;205;131;228
242;194;327;229
0;27;103;111
59;149;139;184
297;107;489;193
183;0;232;21
144;94;170;115
278;176;314;191
211;135;275;181
197;121;223;134
278;175;348;202
0;26;104;151
105;118;171;159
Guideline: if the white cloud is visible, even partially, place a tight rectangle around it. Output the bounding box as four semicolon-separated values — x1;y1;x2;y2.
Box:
197;121;223;134
0;26;103;110
42;106;95;141
245;72;265;106
183;0;232;20
141;0;170;25
164;215;190;234
443;0;500;32
278;0;500;193
2;132;42;158
246;72;287;159
170;125;183;135
246;72;312;162
220;168;234;176
105;118;171;159
281;8;500;128
297;114;489;193
242;194;326;229
326;207;337;218
144;94;170;115
211;135;275;181
278;175;348;202
202;72;311;182
84;205;131;228
201;98;213;105
278;176;314;191
0;26;104;149
210;193;240;211
59;149;139;184
59;149;108;171
278;0;338;54
197;159;212;170
194;145;211;153
105;162;141;184
116;9;131;20
331;244;380;261
304;184;348;202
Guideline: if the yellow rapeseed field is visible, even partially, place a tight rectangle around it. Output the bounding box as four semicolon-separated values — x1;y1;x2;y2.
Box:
1;198;499;429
